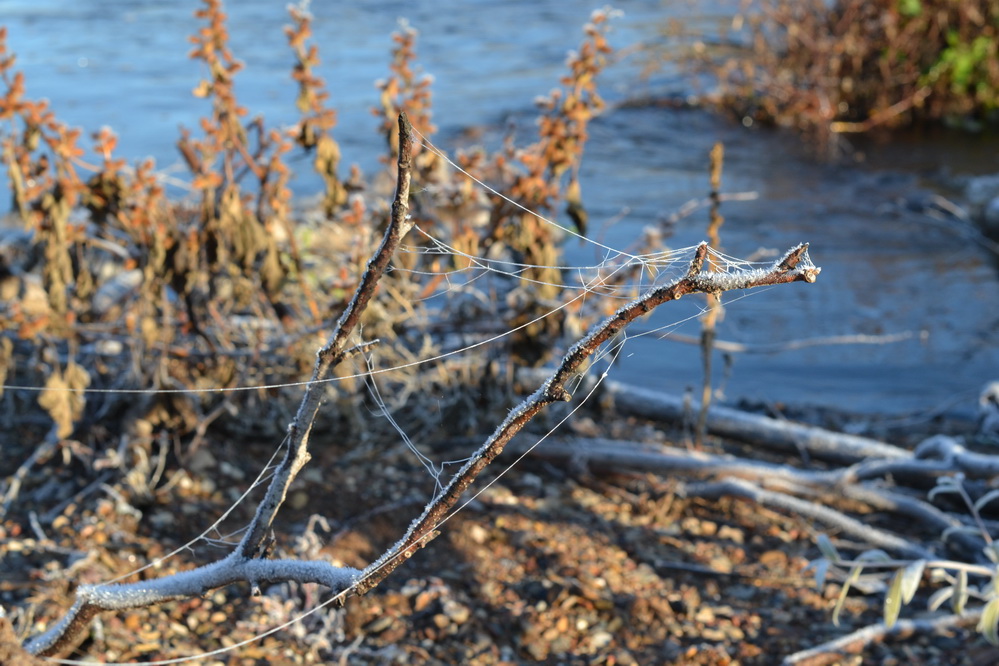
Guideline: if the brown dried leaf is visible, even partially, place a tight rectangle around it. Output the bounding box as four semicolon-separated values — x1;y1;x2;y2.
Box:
0;336;12;398
38;361;90;438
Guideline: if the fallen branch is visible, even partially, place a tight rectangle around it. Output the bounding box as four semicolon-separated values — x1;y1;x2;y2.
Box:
516;436;986;560
601;379;910;462
662;330;921;354
515;368;910;463
686;477;934;559
514;436;842;485
781;610;981;666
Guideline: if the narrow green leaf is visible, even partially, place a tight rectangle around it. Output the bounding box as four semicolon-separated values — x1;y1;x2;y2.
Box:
928;476;962;501
833;564;864;626
816;534;840;562
808;558;830;590
927;586;953;612
954;569;968;615
899;560;925;604
942;525;980;543
884;569;904;628
857;549;891;563
977;597;999;646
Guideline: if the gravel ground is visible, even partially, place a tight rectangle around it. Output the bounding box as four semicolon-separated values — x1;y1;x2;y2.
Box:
1;403;993;665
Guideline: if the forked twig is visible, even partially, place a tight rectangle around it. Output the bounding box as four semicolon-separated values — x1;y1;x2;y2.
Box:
25;113;417;658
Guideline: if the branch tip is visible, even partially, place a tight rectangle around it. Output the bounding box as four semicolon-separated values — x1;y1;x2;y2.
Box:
687;243;708;277
778;243;808;271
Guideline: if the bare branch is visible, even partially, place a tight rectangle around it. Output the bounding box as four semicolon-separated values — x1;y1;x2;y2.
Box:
24;113;416;658
350;241;821;596
687;477;934;560
26;555;361;656
234;113;414;561
781;610;981;665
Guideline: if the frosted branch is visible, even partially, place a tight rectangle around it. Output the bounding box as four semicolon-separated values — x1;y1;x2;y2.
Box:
349;240;820;596
27;555;360;656
686;477;934;559
781;610;982;665
517;436;986;560
234;112;416;561
23;113;417;659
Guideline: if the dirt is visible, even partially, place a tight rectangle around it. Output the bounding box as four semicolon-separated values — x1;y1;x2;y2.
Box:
0;401;994;665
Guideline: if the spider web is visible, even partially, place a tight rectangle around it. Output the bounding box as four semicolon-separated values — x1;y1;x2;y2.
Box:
0;127;798;665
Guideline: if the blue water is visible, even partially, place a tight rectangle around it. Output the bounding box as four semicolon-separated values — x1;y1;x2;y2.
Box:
2;1;998;417
1;1;683;178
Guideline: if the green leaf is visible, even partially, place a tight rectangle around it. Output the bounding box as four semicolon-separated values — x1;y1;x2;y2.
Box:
816;534;840;562
833;564;864;626
897;0;922;18
884;569;904;628
806;558;830;590
899;560;925;604
977;597;999;646
857;549;891;563
927;586;953;612
942;525;980;543
953;569;968;615
928;476;963;501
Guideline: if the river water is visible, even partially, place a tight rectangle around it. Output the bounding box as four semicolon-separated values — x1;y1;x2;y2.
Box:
3;1;998;418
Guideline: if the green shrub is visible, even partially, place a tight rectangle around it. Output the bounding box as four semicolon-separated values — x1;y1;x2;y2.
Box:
710;0;999;138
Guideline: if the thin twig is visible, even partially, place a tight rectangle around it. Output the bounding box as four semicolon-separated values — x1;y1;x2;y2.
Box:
0;427;60;521
233;115;414;561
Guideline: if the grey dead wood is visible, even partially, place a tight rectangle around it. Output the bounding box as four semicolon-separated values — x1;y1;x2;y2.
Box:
514;369;911;463
780;610;982;665
518;437;987;560
687;477;934;559
602;379;911;462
